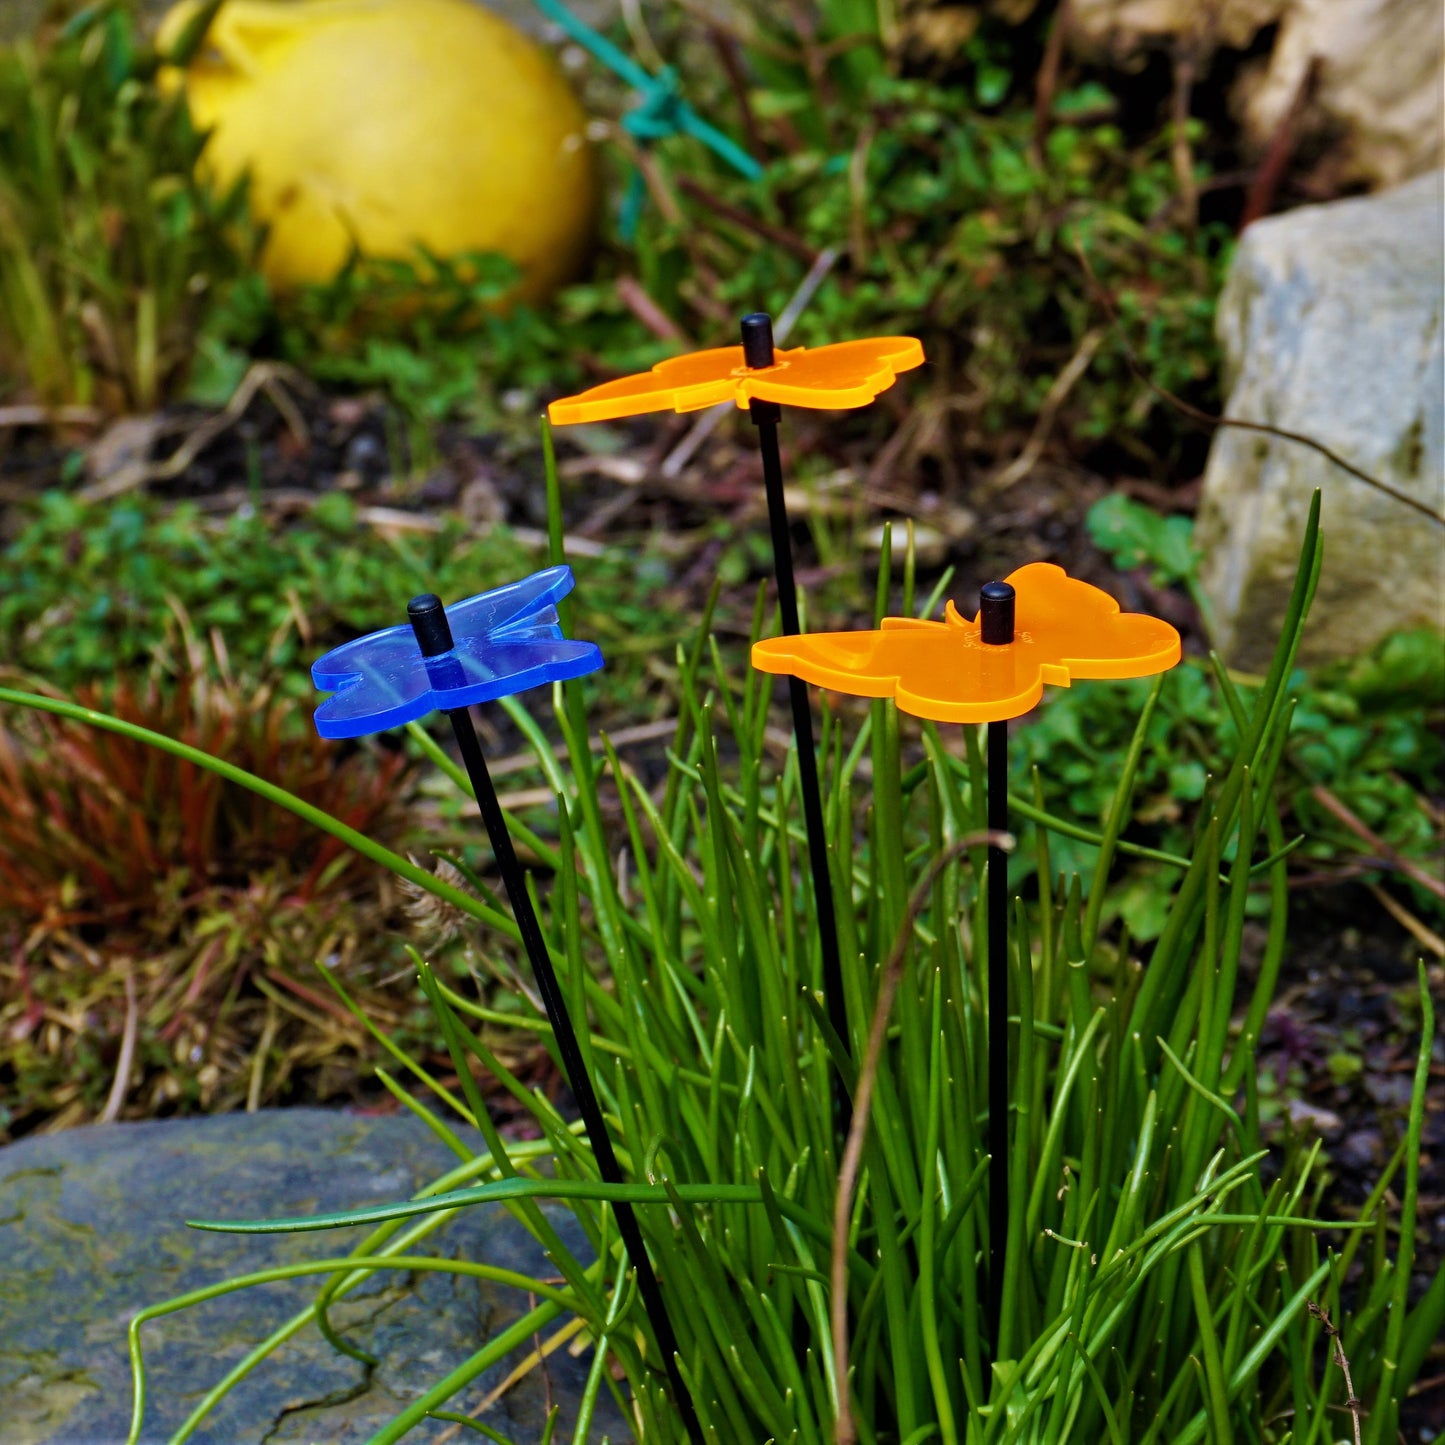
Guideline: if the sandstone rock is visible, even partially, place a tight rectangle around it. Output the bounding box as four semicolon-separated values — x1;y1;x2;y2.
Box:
1068;0;1444;189
1195;171;1445;671
1235;0;1444;191
1069;0;1286;57
0;1109;628;1444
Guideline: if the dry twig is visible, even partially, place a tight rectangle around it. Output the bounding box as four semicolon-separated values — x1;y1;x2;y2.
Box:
615;276;692;343
77;362;310;502
1072;240;1445;527
675;175;818;262
986;328;1105;494
1170;39;1200;232
1367;883;1445;959
246;998;281;1113
99;959;138;1124
1241;59;1321;229
1031;0;1072;159
0;404;102;429
1308;1301;1364;1445
1311;784;1445;901
659;246;840;478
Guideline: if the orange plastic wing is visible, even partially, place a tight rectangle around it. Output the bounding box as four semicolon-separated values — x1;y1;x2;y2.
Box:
547;336;925;424
751;563;1181;723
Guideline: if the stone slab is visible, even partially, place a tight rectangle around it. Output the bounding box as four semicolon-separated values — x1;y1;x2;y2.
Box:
0;1109;630;1444
1196;171;1445;670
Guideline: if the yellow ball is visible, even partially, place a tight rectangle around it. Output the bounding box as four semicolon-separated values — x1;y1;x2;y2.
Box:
158;0;599;304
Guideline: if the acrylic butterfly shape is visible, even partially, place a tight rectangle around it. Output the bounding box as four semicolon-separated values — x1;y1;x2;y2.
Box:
311;565;603;739
752;563;1181;724
547;335;925;424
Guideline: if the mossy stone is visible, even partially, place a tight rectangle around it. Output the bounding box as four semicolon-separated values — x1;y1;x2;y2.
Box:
0;1109;628;1443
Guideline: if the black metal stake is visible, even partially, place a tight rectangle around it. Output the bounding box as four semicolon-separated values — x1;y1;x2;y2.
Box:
408;596;703;1445
979;579;1015;1341
741;313;851;1103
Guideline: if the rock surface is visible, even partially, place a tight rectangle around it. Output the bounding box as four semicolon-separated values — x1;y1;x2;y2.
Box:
1069;0;1285;56
1235;0;1444;192
1196;171;1445;670
1069;0;1444;189
0;1109;630;1444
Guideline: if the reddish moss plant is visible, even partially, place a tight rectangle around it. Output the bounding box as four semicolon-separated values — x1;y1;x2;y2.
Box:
0;663;417;1138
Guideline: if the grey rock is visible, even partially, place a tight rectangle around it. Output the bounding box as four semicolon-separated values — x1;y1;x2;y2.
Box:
1196;171;1445;670
1284;1098;1344;1138
0;1110;630;1444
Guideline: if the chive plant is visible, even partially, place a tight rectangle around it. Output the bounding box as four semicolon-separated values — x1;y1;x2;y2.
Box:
3;491;1440;1444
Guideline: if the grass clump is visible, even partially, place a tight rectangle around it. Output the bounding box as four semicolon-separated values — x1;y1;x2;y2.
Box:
0;2;258;412
0;642;416;1138
5;491;1437;1440
1043;493;1445;936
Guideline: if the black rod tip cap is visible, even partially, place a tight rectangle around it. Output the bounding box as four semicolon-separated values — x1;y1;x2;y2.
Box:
979;580;1016;645
740;312;775;369
407;593;455;656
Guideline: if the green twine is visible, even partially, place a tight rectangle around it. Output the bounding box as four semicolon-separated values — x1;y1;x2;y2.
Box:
530;0;763;240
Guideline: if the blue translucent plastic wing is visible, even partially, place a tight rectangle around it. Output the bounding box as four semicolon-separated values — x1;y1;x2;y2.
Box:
310;566;603;739
438;565;577;639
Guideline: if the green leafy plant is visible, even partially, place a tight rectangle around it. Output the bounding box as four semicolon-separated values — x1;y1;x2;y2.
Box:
0;0;1229;473
0;2;260;411
0;490;679;706
191;247;679;458
4;487;1437;1441
581;2;1231;471
1072;494;1445;931
1086;493;1199;592
1014;649;1445;938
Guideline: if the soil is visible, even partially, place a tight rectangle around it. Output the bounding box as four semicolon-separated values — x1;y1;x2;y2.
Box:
1251;885;1445;1437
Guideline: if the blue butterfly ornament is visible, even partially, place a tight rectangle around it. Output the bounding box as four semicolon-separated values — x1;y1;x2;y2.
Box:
310;565;603;739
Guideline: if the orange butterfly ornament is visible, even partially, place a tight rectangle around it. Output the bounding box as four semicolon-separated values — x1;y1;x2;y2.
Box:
548;316;927;1130
546;334;925;423
751;562;1182;722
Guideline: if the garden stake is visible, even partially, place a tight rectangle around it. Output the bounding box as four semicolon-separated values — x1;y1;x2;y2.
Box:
751;562;1182;1351
548;321;924;1101
740;311;846;1105
979;579;1014;1332
308;567;703;1444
